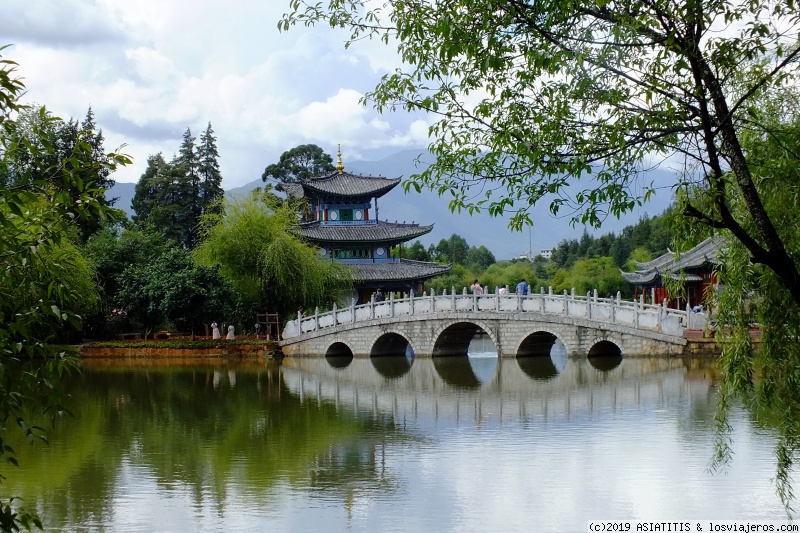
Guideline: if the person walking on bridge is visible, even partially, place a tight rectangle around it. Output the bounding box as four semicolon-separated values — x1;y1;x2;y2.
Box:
516;279;529;296
471;279;483;295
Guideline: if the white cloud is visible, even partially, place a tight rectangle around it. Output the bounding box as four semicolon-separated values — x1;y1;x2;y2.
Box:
0;0;429;187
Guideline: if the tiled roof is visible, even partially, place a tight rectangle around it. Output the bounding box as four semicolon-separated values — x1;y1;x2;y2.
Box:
621;237;721;284
278;171;401;199
294;221;434;244
349;260;452;282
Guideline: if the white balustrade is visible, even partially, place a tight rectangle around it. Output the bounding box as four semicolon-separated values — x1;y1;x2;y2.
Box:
281;287;689;339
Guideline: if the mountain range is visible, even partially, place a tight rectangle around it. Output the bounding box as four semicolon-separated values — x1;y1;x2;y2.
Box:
105;149;675;260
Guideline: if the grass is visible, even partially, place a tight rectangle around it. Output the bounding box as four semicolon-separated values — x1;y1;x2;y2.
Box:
84;338;273;349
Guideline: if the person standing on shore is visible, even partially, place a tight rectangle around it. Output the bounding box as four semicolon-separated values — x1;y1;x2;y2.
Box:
211;322;220;339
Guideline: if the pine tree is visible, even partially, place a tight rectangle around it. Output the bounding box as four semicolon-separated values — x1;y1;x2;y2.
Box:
132;153;167;226
132;124;223;248
197;122;224;215
80;107;114;198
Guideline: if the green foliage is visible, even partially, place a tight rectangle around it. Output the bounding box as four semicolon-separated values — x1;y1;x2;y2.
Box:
465;245;495;272
464;260;541;294
85;339;270;349
282;0;800;305
85;225;170;300
567;257;626;297
702;94;800;513
115;247;234;338
286;0;800;279
426;264;470;293
198;122;224;215
623;247;653;272
0;105;117;241
131;125;224;248
430;234;469;265
401;241;431;262
262;144;334;184
194;191;353;322
0;46;130;530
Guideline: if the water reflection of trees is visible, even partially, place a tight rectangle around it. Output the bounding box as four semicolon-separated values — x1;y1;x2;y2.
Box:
5;362;406;530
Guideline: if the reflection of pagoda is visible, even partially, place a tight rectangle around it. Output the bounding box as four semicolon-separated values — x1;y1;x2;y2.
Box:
279;148;450;303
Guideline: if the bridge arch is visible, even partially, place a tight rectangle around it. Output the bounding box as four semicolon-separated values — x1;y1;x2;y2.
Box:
431;320;498;357
325;342;354;369
369;331;416;358
587;340;623;371
326;341;354;358
514;328;572;358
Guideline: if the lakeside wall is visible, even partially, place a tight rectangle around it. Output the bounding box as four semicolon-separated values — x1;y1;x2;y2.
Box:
79;341;281;359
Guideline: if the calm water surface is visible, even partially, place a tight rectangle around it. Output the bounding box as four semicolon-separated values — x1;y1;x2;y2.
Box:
4;352;791;532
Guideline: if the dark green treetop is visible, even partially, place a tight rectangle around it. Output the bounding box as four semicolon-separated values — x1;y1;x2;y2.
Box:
262;144;335;183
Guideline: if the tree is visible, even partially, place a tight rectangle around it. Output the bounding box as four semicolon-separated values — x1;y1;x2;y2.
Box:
198;122;224;215
465;245;496;272
0;105;115;240
132;126;224;248
175;128;201;242
131;153;167;226
698;98;800;508
568;257;626;296
0;46;130;529
194;190;353;322
261;144;334;183
84;225;173;338
132;157;197;247
402;240;431;262
282;0;800;305
115;247;233;338
432;234;470;265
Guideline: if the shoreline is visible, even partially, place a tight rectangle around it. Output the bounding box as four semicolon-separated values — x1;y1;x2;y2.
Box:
78;339;282;359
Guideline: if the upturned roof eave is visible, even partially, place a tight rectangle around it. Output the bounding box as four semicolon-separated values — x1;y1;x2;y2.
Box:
291;221;435;244
280;171;402;199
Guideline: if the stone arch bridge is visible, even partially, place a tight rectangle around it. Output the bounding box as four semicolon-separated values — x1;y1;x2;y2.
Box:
280;289;692;358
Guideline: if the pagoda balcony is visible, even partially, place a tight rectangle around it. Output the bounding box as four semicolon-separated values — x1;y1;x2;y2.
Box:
321;219;378;226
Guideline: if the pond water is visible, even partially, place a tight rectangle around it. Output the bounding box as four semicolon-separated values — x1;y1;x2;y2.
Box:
3;351;792;532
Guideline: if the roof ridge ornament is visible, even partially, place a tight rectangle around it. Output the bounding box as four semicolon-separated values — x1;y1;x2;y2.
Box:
336;144;344;174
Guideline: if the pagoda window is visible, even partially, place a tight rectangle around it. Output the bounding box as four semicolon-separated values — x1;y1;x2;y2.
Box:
340;209;353;222
333;247;371;259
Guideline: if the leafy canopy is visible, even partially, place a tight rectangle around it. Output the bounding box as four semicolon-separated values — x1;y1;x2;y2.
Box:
194;190;353;321
0;45;130;530
282;0;800;305
262;144;335;183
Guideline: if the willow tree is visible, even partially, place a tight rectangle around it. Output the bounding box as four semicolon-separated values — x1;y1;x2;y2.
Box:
282;0;800;509
194;190;353;323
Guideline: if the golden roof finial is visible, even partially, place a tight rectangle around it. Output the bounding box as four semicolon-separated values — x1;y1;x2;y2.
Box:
336;144;344;174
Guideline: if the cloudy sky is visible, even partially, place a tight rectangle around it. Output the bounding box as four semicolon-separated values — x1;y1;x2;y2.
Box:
1;0;428;188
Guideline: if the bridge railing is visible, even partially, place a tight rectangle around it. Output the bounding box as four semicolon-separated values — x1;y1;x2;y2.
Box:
282;287;688;339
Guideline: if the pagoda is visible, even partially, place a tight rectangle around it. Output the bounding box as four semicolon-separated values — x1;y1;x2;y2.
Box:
278;147;451;303
621;237;721;309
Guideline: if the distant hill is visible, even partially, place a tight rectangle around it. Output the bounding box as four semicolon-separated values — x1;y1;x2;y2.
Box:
106;181;136;219
108;150;674;259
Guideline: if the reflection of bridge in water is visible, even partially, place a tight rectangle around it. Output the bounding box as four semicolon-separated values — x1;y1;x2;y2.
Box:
282;356;715;424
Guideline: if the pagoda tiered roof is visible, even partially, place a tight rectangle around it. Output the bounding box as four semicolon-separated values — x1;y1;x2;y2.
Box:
350;259;452;282
294;220;434;244
621;237;721;284
278;171;401;200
